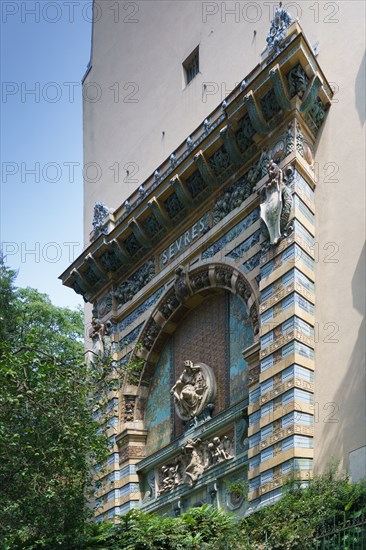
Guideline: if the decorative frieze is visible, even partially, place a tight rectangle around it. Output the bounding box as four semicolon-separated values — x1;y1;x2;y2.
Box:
157;433;234;495
203;207;260;258
114;260;155;306
118;287;165;332
242;251;261;273
225;229;261;260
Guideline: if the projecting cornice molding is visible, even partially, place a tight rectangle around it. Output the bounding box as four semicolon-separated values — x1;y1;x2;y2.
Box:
60;22;333;304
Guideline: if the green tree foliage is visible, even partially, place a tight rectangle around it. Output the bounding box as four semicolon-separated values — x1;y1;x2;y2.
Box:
79;470;365;550
0;255;18;342
80;504;240;550
240;464;366;549
0;257;109;548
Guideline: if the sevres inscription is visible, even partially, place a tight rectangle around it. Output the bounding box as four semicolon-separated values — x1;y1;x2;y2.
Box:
160;213;210;268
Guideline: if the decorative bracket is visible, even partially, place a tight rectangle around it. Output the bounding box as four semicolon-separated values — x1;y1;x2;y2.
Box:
269;64;292;111
128;218;152;249
300;74;323;114
148;197;172;230
170;175;193;209
220;125;242;166
194;151;218;188
244;91;269;135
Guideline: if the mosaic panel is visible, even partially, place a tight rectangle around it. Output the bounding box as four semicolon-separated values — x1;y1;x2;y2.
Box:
242;251;261;273
173;293;228;437
142;214;165;240
119;323;144;348
202;207;260;259
294;195;314;224
145;341;172;455
226;229;261;260
117;287;165;331
229;294;254;405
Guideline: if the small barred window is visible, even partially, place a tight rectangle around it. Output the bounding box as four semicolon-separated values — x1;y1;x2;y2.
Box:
183;46;199;85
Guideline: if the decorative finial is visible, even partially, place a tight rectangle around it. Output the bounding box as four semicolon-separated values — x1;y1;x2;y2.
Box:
92;202;109;235
266;4;292;55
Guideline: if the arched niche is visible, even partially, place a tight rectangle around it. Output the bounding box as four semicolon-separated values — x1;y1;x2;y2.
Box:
123;262;259;454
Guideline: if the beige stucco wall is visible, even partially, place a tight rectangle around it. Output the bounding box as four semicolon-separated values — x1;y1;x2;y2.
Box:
83;1;365;478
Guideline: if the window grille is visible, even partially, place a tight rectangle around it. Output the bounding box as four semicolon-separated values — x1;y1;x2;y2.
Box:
183;47;199;85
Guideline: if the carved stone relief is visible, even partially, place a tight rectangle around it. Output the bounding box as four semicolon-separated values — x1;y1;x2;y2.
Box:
157;433;234;495
92;202;110;238
89;317;113;358
123;397;136;422
171;360;217;421
114;259;155;305
259;160;292;246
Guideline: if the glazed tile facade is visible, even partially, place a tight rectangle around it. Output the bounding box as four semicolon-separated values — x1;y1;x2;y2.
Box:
60;10;336;520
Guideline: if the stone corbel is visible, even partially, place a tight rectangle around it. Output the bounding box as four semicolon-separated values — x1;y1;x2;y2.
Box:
128;218;153;249
148;197;172;229
170;175;193;209
300;74;323;115
220;124;242;166
111;238;133;265
193;151;218;188
269;64;292;111
72;269;93;301
243;91;269;135
85;253;108;282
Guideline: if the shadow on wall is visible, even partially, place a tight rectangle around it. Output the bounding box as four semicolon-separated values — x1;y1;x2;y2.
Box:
355;50;366;126
315;243;365;475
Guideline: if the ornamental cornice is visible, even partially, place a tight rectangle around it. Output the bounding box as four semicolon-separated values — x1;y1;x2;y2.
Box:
60;23;333;305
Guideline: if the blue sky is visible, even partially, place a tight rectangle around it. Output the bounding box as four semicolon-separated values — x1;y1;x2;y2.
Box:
1;2;93;309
